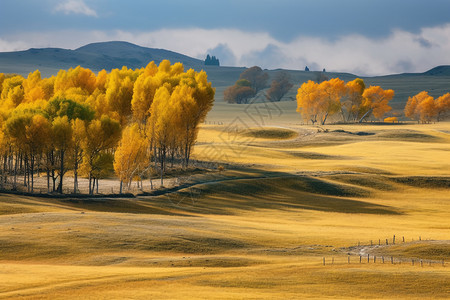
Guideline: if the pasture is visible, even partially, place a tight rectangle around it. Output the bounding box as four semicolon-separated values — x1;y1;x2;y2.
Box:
0;119;449;299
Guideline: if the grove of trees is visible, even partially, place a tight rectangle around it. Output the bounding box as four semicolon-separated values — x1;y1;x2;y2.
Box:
404;91;450;123
0;60;215;194
224;67;293;104
296;78;395;124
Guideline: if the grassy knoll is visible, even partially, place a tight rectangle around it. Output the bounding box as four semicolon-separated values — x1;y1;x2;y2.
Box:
0;122;449;299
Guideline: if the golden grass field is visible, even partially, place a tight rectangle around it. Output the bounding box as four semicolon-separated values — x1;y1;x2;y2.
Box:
0;118;449;299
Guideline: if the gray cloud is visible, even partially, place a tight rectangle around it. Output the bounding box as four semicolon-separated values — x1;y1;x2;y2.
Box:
1;23;450;76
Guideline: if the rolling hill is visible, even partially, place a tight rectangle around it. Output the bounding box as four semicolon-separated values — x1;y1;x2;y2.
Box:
0;41;449;111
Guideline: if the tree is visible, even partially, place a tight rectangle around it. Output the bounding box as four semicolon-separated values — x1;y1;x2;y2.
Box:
71;118;86;193
82;115;121;194
342;78;365;122
359;86;394;122
266;72;293;102
114;123;149;192
52;116;73;193
239;66;268;93
223;79;256;104
435;92;450;121
296;78;346;125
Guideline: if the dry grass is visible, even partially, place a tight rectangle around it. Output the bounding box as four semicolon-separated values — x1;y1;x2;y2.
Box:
0;122;449;299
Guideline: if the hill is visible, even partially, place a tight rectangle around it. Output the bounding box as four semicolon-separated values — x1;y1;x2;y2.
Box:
0;41;205;77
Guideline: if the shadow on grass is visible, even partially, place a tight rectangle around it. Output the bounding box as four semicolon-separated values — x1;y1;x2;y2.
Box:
155;176;401;216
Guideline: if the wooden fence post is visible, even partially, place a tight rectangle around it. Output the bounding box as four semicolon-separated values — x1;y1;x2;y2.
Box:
360;256;362;263
370;240;373;246
386;239;389;245
391;256;393;264
323;257;325;266
367;254;370;263
402;236;405;243
382;256;384;264
374;256;376;263
348;255;350;264
393;235;395;244
412;259;414;266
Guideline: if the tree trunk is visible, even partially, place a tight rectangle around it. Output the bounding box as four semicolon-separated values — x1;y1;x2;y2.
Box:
30;155;34;192
58;150;64;194
119;180;122;194
359;108;373;123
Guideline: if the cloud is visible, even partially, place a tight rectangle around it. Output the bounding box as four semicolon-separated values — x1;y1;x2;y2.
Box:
54;0;97;17
1;24;450;76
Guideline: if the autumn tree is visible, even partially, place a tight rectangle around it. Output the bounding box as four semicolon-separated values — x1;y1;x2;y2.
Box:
296;78;346;125
435;92;450;121
223;79;256;104
342;78;365;122
404;91;450;123
239;66;268;93
359;86;394;122
265;72;293;102
114;123;149;192
82;115;121;194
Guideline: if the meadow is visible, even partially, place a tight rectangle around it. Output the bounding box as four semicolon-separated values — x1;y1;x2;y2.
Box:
0;117;449;299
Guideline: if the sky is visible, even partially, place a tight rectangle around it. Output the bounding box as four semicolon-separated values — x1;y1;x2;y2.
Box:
1;0;450;75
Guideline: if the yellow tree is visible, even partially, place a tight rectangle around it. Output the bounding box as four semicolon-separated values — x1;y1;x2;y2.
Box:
405;91;434;123
25;114;51;192
114;123;149;193
131;61;160;123
435;92;450;122
52;116;73;193
148;86;172;186
71;118;86;193
359;86;394;122
105;68;136;126
296;79;346;125
296;80;320;124
317;78;346;125
343;78;365;122
82;115;121;194
1;75;25;110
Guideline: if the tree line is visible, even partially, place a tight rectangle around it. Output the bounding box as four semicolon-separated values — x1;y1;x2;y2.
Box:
296;78;395;124
405;91;450;123
0;60;214;194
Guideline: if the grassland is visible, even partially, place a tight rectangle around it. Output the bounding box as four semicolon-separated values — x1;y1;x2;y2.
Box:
0;120;449;299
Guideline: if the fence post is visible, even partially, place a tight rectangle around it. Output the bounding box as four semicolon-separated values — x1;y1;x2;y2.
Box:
412;259;414;266
332;257;334;264
370;240;373;246
402;236;405;243
382;256;384;264
391;256;393;264
367;254;370;263
379;239;381;246
360;256;362;263
348;255;350;264
374;256;376;263
386;239;389;245
323;257;325;265
442;260;445;267
420;260;423;267
393;235;395;244
419;236;421;241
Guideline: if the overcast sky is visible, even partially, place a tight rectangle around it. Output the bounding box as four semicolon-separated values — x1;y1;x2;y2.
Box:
1;0;450;75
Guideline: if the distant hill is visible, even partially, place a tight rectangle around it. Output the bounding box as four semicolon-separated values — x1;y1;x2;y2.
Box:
422;65;450;76
0;41;204;77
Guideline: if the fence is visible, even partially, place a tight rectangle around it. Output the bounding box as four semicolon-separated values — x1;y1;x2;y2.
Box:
322;234;447;267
